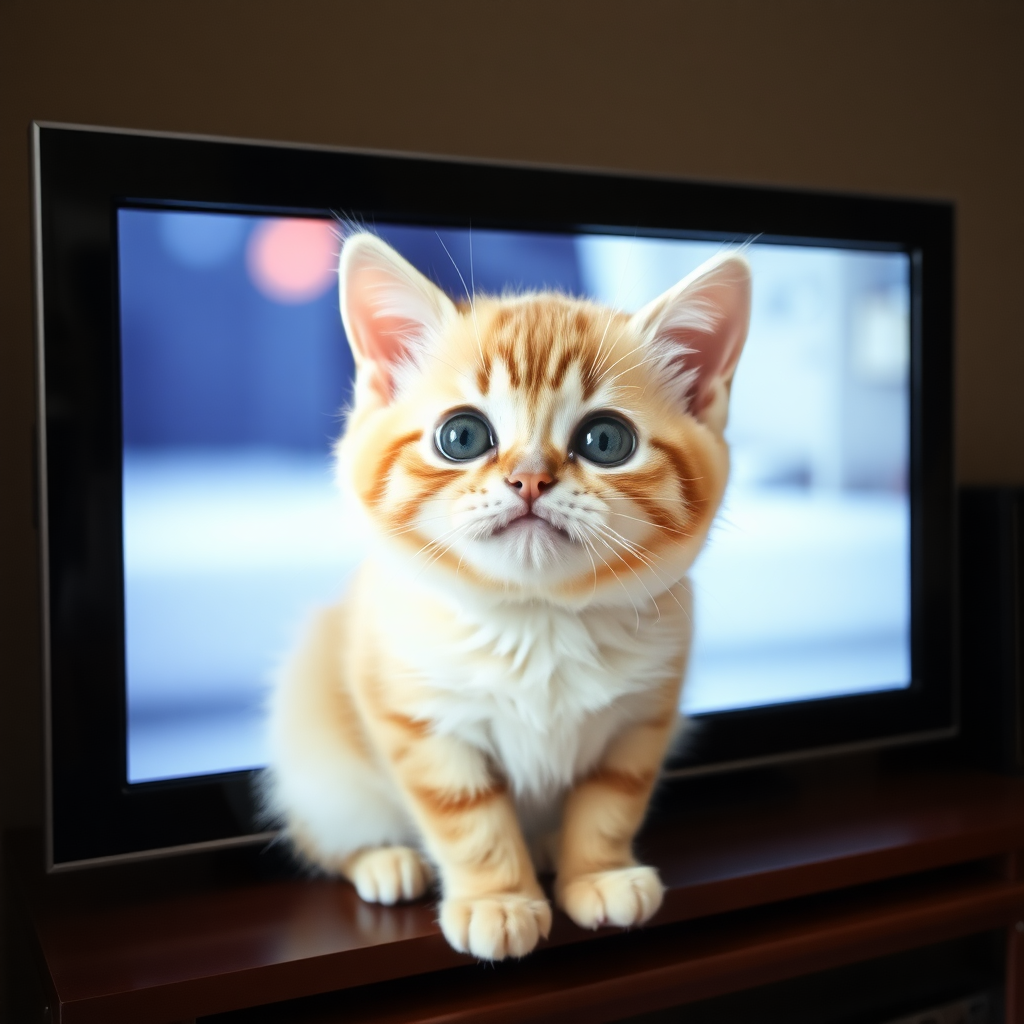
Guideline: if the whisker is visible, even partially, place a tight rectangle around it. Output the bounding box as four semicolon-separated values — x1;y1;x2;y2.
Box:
435;232;471;305
604;509;688;537
435;230;485;366
380;512;458;538
596;521;680;570
411;522;471;578
589;529;661;626
582;532;641;632
591;308;620;377
591;524;691;622
603;350;667;385
602;496;695;505
416;538;460;578
417;345;478;387
407;517;466;556
580;533;599;601
595;338;650;380
601;494;695;502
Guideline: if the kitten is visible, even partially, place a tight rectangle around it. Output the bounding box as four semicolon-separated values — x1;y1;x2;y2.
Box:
265;232;751;960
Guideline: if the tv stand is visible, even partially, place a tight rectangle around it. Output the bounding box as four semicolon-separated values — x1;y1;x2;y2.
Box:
11;761;1024;1023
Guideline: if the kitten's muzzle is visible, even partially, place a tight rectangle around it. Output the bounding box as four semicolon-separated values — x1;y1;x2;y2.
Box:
491;500;574;543
492;510;571;543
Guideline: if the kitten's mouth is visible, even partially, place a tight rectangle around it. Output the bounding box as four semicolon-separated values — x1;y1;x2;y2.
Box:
491;511;573;542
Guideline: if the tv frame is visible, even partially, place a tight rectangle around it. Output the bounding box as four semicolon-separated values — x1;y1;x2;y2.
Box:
32;122;956;869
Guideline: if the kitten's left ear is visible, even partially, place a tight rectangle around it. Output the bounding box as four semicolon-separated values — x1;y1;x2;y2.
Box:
630;254;751;435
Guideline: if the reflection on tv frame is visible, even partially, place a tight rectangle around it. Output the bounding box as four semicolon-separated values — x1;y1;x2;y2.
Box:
119;210;911;784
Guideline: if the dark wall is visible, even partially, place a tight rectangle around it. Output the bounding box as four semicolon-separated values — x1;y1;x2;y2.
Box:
1;0;1022;1001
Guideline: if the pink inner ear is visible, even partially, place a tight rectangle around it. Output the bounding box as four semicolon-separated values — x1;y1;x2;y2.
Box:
654;261;751;416
685;305;746;414
345;265;428;402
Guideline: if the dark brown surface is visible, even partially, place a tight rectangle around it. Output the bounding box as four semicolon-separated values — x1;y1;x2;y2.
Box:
18;766;1024;1023
206;867;1024;1024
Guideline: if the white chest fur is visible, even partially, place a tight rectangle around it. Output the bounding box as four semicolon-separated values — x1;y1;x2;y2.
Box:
382;582;691;803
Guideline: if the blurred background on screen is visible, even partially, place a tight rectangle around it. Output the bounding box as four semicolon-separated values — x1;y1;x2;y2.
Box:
118;211;910;782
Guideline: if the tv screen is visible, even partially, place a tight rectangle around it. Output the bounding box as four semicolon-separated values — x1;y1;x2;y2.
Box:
118;211;912;784
34;124;954;866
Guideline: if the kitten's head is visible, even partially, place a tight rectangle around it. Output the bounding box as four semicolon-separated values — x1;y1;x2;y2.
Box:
335;233;750;608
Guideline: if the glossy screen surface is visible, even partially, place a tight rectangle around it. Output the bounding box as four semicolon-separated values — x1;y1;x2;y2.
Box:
118;210;910;783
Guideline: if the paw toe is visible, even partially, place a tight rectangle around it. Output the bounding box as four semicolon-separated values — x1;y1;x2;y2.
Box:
440;894;551;960
558;865;664;930
348;847;433;905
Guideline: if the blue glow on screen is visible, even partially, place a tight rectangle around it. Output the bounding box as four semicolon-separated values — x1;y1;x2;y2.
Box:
118;210;911;783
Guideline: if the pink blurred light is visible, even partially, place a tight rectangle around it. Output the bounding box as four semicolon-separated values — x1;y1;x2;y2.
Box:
246;219;338;304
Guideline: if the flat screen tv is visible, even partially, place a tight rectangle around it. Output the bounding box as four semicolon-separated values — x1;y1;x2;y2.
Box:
32;123;955;869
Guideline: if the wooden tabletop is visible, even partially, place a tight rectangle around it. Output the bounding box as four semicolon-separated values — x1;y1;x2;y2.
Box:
19;764;1024;1024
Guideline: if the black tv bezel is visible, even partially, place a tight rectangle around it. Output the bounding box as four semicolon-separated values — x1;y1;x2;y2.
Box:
33;122;955;869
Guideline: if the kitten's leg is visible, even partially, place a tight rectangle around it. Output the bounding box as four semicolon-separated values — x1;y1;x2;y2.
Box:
267;606;422;885
555;687;682;931
373;714;551;960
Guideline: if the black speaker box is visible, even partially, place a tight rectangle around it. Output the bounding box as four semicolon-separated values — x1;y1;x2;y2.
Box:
959;487;1024;772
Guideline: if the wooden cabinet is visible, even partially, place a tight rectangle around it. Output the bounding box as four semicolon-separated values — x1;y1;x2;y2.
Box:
14;764;1024;1023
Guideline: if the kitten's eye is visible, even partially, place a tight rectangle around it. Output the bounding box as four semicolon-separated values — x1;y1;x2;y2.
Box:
436;412;495;461
574;415;636;467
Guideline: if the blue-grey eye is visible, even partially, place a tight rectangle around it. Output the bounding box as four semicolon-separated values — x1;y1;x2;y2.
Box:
436;412;495;461
574;415;636;466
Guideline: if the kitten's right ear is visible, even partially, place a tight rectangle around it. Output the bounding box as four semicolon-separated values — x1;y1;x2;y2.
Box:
339;233;457;405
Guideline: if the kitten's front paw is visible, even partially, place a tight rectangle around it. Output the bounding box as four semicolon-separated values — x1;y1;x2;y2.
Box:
439;893;552;960
345;846;434;905
557;865;664;930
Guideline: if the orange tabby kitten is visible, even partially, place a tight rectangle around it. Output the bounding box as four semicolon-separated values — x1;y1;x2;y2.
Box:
265;232;751;960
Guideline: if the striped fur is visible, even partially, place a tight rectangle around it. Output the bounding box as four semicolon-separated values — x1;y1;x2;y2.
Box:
266;234;751;960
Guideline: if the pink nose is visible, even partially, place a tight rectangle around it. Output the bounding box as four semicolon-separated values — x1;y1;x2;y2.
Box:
507;470;555;505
